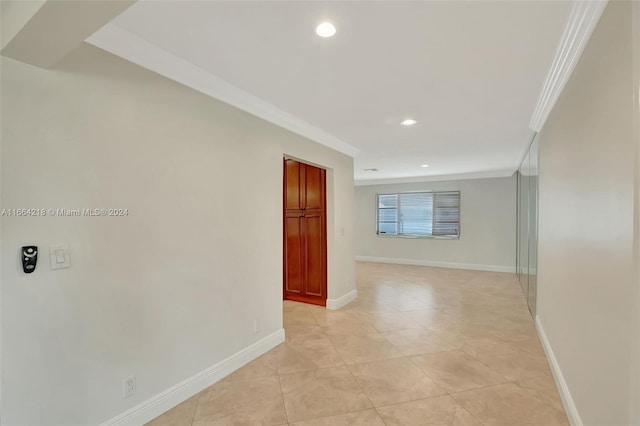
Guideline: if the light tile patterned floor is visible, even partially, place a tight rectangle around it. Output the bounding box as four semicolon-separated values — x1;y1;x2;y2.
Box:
147;262;568;426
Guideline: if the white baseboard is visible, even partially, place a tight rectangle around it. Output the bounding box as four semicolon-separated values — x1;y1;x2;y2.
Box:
535;316;583;426
326;289;358;310
100;329;285;426
355;256;515;273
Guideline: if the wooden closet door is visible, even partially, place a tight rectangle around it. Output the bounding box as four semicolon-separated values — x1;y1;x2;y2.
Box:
284;211;304;295
304;165;325;211
283;159;326;306
303;211;325;297
285;159;304;210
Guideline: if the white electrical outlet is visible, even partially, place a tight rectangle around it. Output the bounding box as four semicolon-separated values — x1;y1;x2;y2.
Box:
253;319;260;333
122;375;136;398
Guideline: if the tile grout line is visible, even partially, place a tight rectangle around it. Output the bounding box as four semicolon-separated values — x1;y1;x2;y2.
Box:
447;380;568;423
283;324;386;425
344;360;391;426
189;396;198;426
457;343;545;385
323;323;385;424
372;393;476;413
400;351;507;425
274;372;290;425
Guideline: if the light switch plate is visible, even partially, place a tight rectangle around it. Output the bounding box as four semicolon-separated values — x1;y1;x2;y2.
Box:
49;243;70;270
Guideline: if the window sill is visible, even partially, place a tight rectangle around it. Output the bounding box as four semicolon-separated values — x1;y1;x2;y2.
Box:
376;234;460;240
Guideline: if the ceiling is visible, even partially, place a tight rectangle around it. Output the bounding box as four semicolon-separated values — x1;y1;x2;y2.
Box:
88;1;574;184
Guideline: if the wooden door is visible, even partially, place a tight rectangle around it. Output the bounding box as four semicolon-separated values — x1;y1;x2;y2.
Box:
285;159;304;210
284;212;304;295
302;211;325;297
283;159;327;306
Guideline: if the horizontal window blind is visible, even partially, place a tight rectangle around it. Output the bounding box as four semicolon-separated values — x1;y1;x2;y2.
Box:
433;192;460;236
376;191;460;237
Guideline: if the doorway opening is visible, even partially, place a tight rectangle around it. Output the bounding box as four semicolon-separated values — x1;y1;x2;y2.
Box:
283;158;327;306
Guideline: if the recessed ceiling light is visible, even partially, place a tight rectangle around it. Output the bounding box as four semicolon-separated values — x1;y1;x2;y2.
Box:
400;119;417;126
363;168;379;172
421;164;429;168
316;22;336;38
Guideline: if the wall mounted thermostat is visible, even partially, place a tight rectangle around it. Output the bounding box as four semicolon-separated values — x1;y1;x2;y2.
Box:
21;246;38;273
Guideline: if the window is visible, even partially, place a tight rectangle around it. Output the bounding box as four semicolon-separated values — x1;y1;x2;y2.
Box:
377;191;460;238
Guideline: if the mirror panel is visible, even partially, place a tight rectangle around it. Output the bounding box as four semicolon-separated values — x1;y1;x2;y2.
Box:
516;134;539;317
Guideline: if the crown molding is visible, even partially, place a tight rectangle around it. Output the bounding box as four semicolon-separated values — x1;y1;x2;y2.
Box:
86;23;360;157
354;169;515;186
529;0;608;132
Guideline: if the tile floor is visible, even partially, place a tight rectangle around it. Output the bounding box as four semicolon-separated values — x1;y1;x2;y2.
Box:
147;262;567;426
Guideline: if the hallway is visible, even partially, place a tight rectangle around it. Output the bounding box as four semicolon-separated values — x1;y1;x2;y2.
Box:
148;262;568;425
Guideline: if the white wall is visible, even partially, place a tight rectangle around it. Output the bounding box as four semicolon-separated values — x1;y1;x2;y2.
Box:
536;2;639;425
0;44;355;425
354;176;516;272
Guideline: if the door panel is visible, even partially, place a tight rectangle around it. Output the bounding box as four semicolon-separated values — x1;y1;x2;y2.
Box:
285;159;302;210
518;152;530;297
303;212;325;297
516;136;539;318
284;214;303;294
305;165;325;211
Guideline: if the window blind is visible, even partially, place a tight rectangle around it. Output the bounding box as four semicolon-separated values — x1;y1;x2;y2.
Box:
376;191;460;237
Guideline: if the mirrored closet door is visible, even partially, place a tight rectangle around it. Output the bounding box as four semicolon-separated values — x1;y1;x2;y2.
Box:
516;135;539;316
